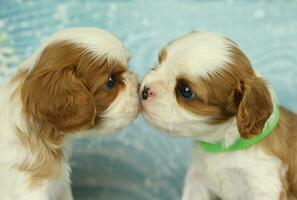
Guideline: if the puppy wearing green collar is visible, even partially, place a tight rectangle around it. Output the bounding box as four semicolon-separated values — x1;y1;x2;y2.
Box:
140;32;297;199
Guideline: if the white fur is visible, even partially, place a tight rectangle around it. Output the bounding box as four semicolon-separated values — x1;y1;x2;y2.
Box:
182;147;285;200
0;28;139;199
99;71;140;132
161;32;233;78
141;32;284;200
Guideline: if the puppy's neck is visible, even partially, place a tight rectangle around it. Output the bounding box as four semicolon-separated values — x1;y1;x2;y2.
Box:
195;117;241;148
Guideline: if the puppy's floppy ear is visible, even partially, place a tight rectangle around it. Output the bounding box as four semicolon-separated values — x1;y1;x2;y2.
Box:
22;68;96;132
235;76;273;139
21;42;96;132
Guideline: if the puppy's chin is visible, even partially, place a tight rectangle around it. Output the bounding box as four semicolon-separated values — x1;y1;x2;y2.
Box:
141;100;171;133
142;111;172;134
141;101;197;137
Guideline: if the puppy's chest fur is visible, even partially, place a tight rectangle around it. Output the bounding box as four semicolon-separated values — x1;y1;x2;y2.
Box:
194;147;284;199
191;107;297;199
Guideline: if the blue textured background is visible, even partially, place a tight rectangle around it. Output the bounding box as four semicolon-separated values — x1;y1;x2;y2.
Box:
0;1;297;200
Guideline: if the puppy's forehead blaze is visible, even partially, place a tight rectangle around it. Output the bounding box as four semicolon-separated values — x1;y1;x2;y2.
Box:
160;33;235;78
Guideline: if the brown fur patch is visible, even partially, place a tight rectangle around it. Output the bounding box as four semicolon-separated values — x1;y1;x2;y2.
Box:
158;48;167;64
257;107;297;198
176;71;236;125
15;41;126;185
236;76;273;138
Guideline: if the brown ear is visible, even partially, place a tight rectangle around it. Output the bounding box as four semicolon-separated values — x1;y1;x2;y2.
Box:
236;77;273;139
22;68;96;132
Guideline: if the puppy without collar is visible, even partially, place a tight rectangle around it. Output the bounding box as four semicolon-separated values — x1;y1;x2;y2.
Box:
0;28;140;200
141;32;297;200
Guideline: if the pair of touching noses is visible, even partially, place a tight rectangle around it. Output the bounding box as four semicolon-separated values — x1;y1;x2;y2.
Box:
2;27;297;199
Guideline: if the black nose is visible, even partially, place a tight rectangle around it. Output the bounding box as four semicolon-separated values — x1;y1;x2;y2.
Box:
142;86;150;100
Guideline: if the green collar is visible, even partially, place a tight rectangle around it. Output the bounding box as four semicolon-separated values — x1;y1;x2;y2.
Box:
198;101;280;153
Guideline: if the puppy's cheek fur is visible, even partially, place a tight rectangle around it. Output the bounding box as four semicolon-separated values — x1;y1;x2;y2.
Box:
96;71;140;133
141;92;192;135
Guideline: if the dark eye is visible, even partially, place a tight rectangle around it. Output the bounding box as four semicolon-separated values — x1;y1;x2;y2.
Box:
105;74;116;89
178;83;193;99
